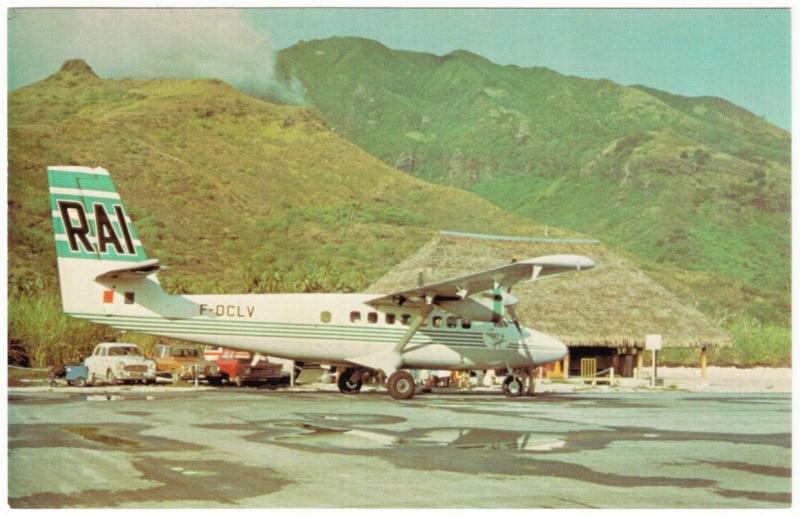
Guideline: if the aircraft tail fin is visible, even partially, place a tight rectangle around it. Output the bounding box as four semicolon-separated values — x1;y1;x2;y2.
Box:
47;165;165;315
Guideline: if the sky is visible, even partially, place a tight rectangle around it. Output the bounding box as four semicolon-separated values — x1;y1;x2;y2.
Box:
7;8;791;130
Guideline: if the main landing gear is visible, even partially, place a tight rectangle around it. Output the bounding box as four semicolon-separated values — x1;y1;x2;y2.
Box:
337;367;417;400
387;370;415;400
337;367;364;394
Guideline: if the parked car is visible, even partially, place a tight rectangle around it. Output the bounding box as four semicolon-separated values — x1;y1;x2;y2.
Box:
84;343;157;385
49;364;89;387
65;365;90;387
205;346;286;387
150;344;223;384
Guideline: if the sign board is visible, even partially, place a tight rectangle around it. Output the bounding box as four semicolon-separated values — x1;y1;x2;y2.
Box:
645;334;662;351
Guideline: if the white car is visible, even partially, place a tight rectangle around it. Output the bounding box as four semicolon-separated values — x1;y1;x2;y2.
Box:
84;342;157;385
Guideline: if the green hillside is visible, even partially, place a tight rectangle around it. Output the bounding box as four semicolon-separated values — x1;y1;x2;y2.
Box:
8;59;568;366
277;37;791;327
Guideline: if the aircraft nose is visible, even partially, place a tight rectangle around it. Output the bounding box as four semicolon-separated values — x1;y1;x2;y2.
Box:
550;337;568;361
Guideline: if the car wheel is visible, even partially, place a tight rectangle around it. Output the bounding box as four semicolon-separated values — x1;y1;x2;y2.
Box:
74;377;86;388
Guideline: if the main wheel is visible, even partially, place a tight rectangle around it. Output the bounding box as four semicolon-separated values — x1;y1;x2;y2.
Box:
337;367;363;394
387;370;415;400
503;375;524;398
293;361;304;382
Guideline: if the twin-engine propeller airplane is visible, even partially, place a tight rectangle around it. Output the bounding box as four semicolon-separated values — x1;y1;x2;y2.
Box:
48;165;594;400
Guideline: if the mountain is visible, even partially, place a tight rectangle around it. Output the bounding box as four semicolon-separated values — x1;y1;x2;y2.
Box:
8;59;574;365
277;37;791;325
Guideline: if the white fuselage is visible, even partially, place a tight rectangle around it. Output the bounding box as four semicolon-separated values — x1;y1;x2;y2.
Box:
69;279;567;370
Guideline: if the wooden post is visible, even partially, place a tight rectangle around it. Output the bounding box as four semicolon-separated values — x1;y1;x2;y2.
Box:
700;347;708;380
563;352;570;380
636;350;643;378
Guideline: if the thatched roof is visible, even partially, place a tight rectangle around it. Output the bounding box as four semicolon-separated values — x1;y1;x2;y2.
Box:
369;232;731;348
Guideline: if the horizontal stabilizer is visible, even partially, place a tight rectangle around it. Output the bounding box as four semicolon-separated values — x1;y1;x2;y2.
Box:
95;259;161;281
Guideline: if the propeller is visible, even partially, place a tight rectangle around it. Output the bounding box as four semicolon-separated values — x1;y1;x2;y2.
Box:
481;288;523;332
506;303;523;334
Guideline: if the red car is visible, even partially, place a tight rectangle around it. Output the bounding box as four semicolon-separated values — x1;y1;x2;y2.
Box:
204;346;286;387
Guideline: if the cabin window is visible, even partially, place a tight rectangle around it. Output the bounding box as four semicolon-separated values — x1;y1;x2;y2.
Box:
350;311;361;323
320;311;332;323
400;314;411;326
386;313;396;325
432;316;443;328
461;319;472;329
368;312;378;324
447;316;457;329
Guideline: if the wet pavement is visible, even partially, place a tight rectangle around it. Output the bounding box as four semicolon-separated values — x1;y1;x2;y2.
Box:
7;389;792;508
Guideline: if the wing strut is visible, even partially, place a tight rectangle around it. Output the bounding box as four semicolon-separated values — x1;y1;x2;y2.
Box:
346;305;433;376
394;305;433;355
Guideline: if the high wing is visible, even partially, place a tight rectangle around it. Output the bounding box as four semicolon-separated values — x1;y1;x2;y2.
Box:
366;254;595;309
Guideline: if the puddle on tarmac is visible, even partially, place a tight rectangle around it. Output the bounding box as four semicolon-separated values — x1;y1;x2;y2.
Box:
240;413;790;493
251;423;716;489
294;413;406;427
9;424;205;452
62;426;140;448
9;459;291;508
714;487;791;504
697;460;791;478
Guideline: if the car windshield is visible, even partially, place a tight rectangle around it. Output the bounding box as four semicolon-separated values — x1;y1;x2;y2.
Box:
108;346;142;356
172;348;198;358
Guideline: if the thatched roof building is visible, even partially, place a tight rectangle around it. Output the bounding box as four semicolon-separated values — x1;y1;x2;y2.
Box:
369;231;731;350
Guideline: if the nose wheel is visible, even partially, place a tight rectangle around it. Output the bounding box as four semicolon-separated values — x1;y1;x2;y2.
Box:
502;375;524;397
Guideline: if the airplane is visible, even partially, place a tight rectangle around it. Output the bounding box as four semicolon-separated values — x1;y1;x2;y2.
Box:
47;165;595;400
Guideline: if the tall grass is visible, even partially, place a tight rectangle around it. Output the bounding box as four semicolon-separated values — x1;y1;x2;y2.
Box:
660;314;791;367
8;294;112;367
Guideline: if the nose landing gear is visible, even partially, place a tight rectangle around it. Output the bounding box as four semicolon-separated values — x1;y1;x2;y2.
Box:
502;375;524;397
502;368;537;398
